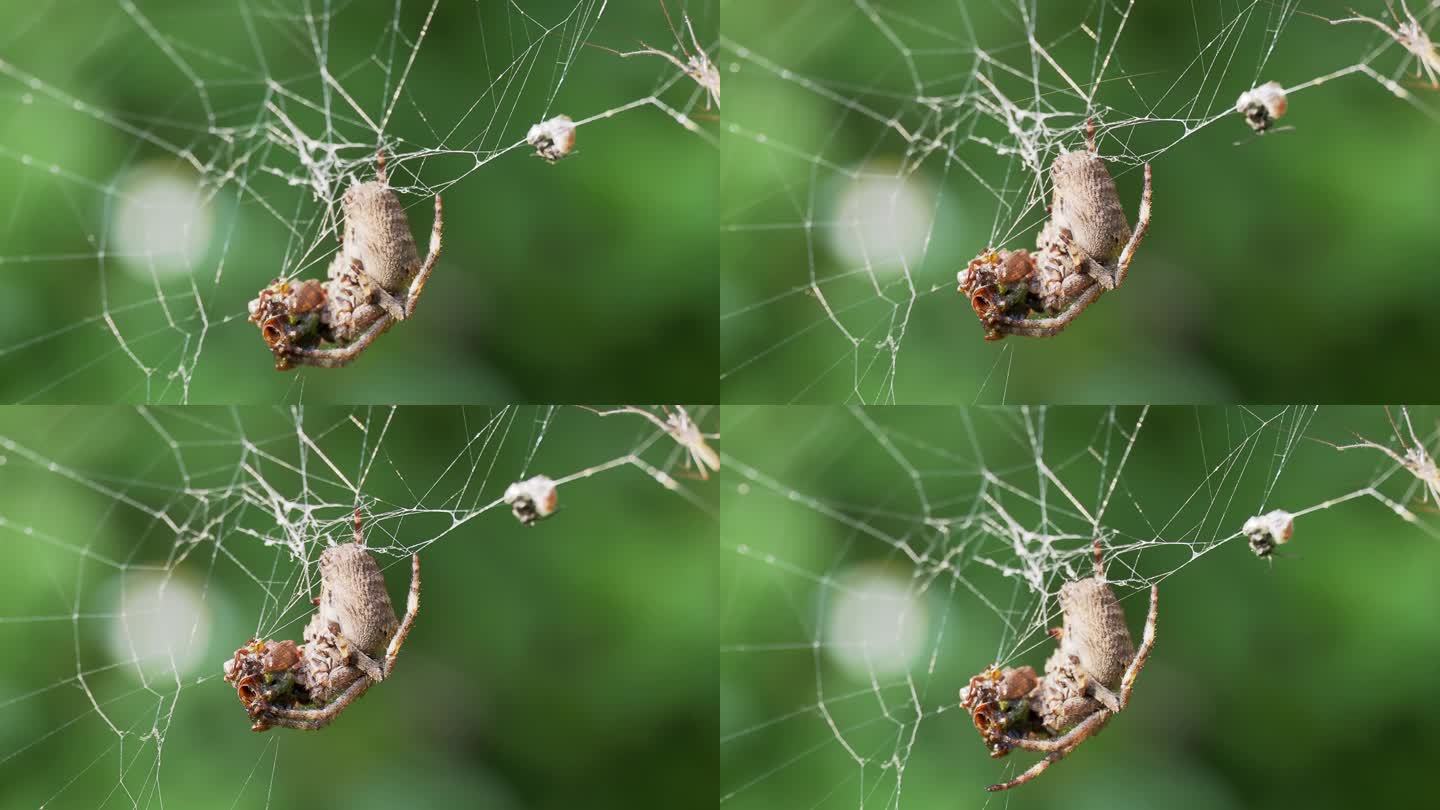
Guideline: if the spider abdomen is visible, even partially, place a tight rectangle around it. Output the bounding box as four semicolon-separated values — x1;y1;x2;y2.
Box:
313;543;401;658
1049;150;1131;265
1054;577;1134;687
342;181;421;294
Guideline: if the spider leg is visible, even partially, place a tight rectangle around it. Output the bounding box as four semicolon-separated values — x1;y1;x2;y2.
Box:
1003;711;1112;754
990;285;1104;338
615;43;696;76
684;14;705;66
581;405;674;432
281;314;395;369
383;553;421;678
1111;163;1152;289
1090;681;1122;713
1117;584;1159;709
255;674;374;731
988;710;1113;791
1060;266;1100;297
346;645;386;683
374;286;407;322
402;194;443;319
690;442;720;478
989;750;1065;791
348;257;407;322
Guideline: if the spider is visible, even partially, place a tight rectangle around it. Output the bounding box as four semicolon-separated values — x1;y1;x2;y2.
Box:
959;540;1159;791
1331;1;1440;90
602;1;719;110
958;121;1152;340
222;508;420;731
248;150;443;370
1330;406;1440;506
583;405;720;479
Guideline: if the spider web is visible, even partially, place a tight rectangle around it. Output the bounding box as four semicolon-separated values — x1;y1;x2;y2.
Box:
0;404;717;807
720;405;1440;807
719;0;1440;403
0;0;718;403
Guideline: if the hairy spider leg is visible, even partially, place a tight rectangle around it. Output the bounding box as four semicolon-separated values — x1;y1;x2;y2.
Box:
403;193;444;319
255;671;375;731
988;709;1113;791
1111;163;1153;289
1119;584;1159;707
384;552;421;678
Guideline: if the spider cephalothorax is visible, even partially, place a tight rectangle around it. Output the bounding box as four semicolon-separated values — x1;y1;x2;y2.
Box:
247;150;443;370
959;540;1158;791
223;509;420;731
958;121;1152;340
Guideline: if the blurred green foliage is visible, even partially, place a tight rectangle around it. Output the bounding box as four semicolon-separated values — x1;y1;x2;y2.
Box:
0;406;716;808
721;405;1440;809
720;1;1440;402
0;0;717;403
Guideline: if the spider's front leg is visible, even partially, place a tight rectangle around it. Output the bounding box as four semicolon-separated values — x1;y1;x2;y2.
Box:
990;285;1104;339
1118;585;1159;709
402;194;444;320
382;553;421;678
988;709;1113;791
253;674;375;732
373;286;408;323
1111;164;1153;289
1053;226;1113;292
281;316;396;369
336;638;387;683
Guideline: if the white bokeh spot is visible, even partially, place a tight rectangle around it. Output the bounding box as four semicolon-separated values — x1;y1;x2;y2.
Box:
107;572;211;680
825;564;929;679
110;163;213;279
827;167;935;274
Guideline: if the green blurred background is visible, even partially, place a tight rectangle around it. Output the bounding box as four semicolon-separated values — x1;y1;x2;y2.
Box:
720;1;1440;403
721;405;1440;809
0;0;716;403
0;406;715;808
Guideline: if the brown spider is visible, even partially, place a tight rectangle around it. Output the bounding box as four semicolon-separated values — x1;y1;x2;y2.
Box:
960;540;1158;791
958;121;1152;340
602;1;719;110
248;150;443;370
222;508;420;731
